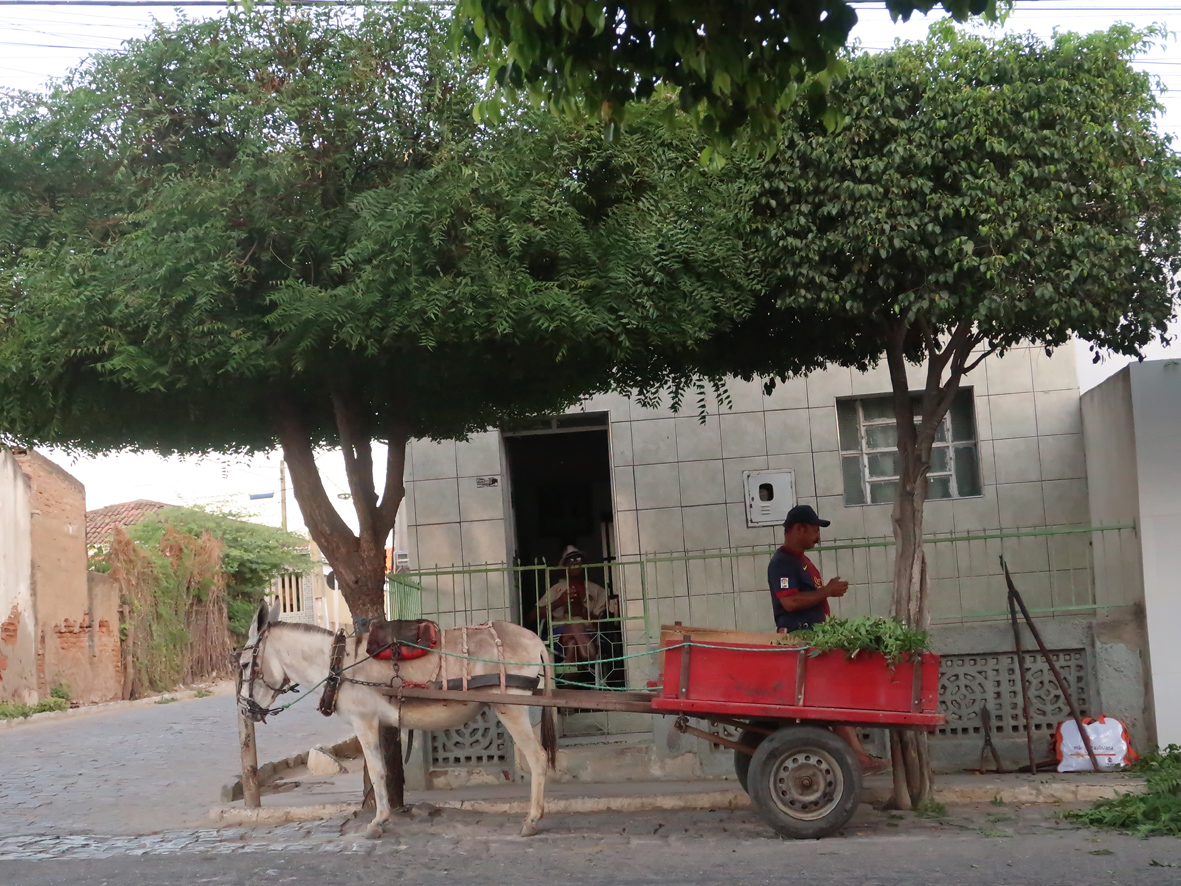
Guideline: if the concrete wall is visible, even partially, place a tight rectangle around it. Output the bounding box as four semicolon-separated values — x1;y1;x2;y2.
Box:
9;448;121;704
1080;371;1145;608
1127;361;1181;747
0;447;37;703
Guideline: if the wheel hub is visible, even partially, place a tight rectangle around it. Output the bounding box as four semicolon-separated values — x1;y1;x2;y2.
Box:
769;749;843;821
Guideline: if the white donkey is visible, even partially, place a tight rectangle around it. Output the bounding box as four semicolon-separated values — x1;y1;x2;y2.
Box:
237;601;557;838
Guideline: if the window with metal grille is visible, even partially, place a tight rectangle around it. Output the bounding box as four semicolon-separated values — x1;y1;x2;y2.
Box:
836;389;982;506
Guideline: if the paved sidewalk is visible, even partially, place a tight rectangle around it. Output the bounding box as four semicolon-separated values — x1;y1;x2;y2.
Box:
0;684;352;838
212;749;1148;827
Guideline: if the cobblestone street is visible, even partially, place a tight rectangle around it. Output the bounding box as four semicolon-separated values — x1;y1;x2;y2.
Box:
0;686;351;839
2;694;1181;884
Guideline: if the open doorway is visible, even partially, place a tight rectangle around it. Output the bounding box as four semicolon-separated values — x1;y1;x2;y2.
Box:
503;415;624;692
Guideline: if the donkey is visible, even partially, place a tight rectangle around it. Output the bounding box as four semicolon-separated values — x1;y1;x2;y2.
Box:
237;601;557;838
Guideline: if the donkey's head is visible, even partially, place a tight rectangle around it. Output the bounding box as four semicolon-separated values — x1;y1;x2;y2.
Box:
237;598;287;722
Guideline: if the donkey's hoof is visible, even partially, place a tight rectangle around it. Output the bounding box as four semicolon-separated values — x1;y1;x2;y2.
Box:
519;821;538;838
364;823;383;840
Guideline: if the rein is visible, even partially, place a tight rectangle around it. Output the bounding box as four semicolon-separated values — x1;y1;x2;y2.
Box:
237;623;300;723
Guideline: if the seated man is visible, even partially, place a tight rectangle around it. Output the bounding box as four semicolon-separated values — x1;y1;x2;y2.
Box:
528;545;612;664
770;504;889;775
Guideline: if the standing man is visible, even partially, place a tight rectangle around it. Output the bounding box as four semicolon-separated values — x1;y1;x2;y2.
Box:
768;504;888;773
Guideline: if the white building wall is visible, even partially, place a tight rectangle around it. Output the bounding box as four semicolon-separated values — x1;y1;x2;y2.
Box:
0;446;37;703
1128;361;1181;746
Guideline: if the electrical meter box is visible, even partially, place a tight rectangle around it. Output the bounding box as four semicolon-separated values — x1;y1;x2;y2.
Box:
743;470;796;528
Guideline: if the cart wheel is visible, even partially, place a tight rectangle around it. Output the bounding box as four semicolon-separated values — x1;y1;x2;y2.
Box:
733;723;775;794
747;725;863;840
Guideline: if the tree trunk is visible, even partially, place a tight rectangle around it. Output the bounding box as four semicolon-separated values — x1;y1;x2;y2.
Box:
275;391;410;815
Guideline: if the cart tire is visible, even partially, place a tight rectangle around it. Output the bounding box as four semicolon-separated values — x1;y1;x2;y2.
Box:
733;724;774;794
747;725;863;840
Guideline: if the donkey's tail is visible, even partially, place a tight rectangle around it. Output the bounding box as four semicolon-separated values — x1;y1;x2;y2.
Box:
540;645;557;770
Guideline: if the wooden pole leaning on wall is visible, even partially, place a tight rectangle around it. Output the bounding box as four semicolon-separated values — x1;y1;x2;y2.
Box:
238;710;261;808
1001;558;1101;774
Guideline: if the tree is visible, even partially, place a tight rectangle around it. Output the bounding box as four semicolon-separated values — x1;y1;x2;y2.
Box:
650;23;1181;804
0;6;752;626
453;0;997;152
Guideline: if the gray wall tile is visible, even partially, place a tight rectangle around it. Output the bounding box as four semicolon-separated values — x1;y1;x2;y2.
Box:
632;418;678;464
993;437;1042;484
720;411;768;459
455;431;502;478
461;519;509;567
808;405;840;452
674;415;723;461
678;459;726;507
985;348;1034;395
410;438;458;481
988;392;1038;439
1039;434;1086;481
764;408;812;456
637;507;685;554
805;366;853;402
458;477;506;522
682;504;731;552
1042;478;1091;526
997;481;1047;529
413;478;460;524
634;462;682;510
764;378;809;410
1035;389;1082;437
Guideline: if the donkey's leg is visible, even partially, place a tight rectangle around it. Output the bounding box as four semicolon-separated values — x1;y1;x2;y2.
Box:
494;703;549;837
354;717;391;839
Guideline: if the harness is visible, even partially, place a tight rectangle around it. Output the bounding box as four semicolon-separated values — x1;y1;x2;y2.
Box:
238;621;533;722
237;623;300;723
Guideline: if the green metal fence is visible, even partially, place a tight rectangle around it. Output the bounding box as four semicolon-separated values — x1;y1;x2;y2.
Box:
389;522;1140;696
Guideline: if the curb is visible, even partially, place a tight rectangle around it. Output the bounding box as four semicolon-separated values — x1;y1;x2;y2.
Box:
220;736;362;803
209;777;1148;828
1;682;233;730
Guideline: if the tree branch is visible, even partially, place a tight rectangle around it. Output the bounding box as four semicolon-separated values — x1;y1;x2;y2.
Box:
377;420;409;538
331;385;379;539
276;399;357;564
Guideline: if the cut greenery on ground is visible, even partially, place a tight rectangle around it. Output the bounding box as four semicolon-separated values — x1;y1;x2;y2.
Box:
1065;745;1181;837
790;616;930;664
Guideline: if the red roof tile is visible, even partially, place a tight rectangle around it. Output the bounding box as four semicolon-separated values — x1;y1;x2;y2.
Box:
86;499;174;547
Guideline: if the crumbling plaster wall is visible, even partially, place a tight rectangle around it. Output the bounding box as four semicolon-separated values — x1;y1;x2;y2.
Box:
0;447;37;703
12;448;120;703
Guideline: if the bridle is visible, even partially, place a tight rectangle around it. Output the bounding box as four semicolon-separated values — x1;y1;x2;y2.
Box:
236;622;299;723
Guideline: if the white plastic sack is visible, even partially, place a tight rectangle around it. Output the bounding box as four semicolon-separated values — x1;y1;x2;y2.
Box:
1055;716;1138;772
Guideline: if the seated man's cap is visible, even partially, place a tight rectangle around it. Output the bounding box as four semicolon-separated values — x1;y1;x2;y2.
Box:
558;545;587;565
783;504;831;528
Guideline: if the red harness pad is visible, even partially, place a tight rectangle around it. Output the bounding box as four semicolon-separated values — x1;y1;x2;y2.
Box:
368;619;439;661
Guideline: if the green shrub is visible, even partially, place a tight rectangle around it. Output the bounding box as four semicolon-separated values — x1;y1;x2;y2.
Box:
49;681;71;701
0;697;69;720
1064;745;1181;837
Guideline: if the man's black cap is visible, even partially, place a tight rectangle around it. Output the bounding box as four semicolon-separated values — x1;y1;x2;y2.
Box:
783;504;830;528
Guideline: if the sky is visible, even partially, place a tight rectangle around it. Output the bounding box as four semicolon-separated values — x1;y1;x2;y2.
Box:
3;0;1180;524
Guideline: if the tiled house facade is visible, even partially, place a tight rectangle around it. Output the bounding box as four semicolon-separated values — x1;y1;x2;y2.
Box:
399;343;1153;775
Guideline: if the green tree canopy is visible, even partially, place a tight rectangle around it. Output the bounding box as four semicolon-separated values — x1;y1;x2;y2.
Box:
0;5;753;617
646;23;1181;806
454;0;997;152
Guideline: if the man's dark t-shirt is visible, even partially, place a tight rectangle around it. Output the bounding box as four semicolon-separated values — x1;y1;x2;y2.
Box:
768;546;829;632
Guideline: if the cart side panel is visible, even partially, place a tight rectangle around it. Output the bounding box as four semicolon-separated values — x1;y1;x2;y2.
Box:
660;639;941;716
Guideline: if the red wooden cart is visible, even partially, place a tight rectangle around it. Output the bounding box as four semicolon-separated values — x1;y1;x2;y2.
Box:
396;624;944;839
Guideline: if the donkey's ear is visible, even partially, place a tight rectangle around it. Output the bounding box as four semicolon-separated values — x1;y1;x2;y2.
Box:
268;597;282;626
249;600;268;641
